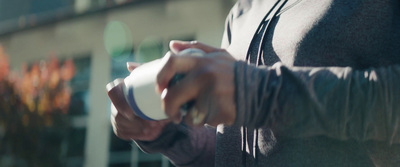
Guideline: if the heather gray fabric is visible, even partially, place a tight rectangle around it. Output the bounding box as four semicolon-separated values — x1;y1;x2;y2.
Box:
136;124;216;166
136;0;400;166
234;62;400;142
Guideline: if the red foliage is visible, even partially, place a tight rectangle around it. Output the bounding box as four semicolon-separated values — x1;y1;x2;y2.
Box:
0;46;10;81
0;46;76;166
0;46;75;116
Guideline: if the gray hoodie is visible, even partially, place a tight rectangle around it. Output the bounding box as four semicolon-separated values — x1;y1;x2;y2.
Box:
136;0;400;166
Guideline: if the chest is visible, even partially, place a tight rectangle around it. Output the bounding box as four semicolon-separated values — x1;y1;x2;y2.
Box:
227;0;400;68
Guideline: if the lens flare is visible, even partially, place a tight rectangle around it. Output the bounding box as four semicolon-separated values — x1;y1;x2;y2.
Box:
135;36;164;63
104;21;133;58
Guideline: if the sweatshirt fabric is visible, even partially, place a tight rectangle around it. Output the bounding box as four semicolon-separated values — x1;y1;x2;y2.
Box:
136;0;400;166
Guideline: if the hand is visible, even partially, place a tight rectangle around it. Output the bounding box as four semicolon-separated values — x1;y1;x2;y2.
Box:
157;41;237;127
108;62;170;141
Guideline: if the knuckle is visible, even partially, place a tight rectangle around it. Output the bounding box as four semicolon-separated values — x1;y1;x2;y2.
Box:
216;48;227;53
114;113;124;122
198;65;216;82
201;56;212;63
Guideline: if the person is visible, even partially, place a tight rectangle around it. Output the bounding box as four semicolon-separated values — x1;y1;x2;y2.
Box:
109;0;400;166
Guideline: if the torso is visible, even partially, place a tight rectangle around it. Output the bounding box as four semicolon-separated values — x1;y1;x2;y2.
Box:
217;0;400;166
227;0;400;69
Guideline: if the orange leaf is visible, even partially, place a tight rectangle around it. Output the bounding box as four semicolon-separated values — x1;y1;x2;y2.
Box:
61;59;75;81
0;46;10;81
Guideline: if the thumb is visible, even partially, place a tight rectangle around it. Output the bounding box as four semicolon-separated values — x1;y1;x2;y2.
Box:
126;62;140;72
169;40;221;54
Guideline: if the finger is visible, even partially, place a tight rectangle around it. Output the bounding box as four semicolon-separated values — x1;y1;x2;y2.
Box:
195;92;236;127
156;53;200;92
111;113;165;141
110;103;118;117
125;120;166;141
111;117;143;140
111;109;157;141
169;40;222;54
136;120;171;141
162;66;212;123
111;104;142;133
106;78;123;92
127;62;140;72
183;107;207;127
192;89;213;126
107;79;136;120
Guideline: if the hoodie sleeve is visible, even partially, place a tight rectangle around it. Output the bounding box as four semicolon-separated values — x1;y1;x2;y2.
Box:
234;61;400;144
135;124;216;167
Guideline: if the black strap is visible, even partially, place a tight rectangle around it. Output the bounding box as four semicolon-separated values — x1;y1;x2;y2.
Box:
242;0;288;166
245;0;288;66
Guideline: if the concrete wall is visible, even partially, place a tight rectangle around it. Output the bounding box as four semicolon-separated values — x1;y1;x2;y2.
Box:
0;0;233;166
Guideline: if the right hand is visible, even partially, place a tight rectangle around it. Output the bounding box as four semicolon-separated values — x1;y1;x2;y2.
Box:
109;62;170;141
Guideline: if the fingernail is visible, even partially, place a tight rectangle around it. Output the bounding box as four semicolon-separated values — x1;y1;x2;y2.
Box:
169;40;188;53
160;89;168;99
160;89;167;111
170;40;186;45
126;62;139;72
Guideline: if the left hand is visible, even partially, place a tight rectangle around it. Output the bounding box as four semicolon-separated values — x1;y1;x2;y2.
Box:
157;41;237;127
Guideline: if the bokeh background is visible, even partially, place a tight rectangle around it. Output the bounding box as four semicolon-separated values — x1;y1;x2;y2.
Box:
0;0;235;167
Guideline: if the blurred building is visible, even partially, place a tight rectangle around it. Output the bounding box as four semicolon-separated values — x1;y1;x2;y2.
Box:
0;0;235;167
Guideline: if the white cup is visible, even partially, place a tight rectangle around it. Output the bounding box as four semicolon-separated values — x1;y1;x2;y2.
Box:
107;48;205;121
